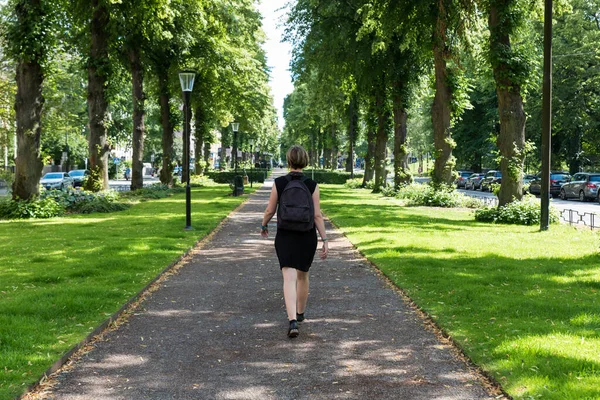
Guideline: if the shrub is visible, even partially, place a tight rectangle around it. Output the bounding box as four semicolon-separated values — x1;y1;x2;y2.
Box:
41;188;123;210
344;178;363;189
394;183;485;208
74;196;130;214
190;175;210;186
345;178;377;190
120;183;185;200
0;196;64;219
206;170;267;184
304;169;364;184
380;186;398;197
474;196;559;225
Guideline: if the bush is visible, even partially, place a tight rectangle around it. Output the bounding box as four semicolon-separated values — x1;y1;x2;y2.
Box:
190;175;210;186
380;186;398;197
41;189;113;209
344;178;363;189
120;183;184;200
206;170;267;184
304;169;364;184
0;196;64;219
395;183;485;208
474;196;559;225
74;196;130;214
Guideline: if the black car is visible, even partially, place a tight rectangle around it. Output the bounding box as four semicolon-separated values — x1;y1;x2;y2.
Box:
465;173;485;190
455;171;474;189
481;170;502;192
529;172;571;198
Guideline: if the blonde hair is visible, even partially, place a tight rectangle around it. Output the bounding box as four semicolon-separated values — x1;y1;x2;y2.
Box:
286;145;309;170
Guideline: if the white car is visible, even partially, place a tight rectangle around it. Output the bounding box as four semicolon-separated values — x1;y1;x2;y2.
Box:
40;172;74;190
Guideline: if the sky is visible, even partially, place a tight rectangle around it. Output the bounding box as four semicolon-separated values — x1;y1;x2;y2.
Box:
257;1;294;131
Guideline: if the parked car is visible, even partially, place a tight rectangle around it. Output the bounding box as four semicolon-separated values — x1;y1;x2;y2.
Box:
523;174;536;185
40;172;74;190
529;171;571;198
559;172;600;201
455;171;474;188
480;170;502;192
465;173;485;190
68;169;89;188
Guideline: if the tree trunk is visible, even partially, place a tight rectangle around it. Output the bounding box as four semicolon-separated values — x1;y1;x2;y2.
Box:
203;139;211;169
194;103;205;174
309;130;317;167
129;46;145;190
489;4;526;206
373;85;389;193
392;87;411;189
330;124;337;170
13;57;44;200
84;0;110;192
158;69;174;186
346;94;358;175
219;129;228;170
362;98;377;186
431;1;455;186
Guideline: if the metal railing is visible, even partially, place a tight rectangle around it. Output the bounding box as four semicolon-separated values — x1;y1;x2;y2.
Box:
462;191;600;230
462;192;499;207
559;209;600;230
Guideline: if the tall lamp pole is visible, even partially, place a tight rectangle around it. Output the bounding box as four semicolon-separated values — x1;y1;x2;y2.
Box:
540;0;553;230
231;122;239;174
249;138;254;187
179;71;196;230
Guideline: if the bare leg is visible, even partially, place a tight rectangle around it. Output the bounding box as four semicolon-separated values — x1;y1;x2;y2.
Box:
281;267;297;321
296;270;309;315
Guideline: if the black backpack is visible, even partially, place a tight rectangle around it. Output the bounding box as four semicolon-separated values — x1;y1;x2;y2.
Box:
277;175;315;232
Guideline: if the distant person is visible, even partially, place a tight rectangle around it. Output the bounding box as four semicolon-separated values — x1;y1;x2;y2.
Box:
124;167;131;180
260;145;329;338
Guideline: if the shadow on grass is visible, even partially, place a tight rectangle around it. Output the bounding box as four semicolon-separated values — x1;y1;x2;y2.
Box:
0;185;249;399
320;186;600;399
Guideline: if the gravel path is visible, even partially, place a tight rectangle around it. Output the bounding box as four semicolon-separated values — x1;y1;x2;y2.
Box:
42;172;498;399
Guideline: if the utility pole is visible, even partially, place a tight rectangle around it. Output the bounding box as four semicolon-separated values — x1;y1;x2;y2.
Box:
540;0;553;230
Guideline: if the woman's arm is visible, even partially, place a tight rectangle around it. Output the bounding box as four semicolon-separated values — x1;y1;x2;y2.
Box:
312;185;329;259
260;184;278;237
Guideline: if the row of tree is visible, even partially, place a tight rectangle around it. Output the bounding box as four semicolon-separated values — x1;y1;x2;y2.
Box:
283;0;600;207
0;0;279;201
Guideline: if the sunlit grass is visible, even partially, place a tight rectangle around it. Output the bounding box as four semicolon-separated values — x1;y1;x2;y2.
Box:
0;185;255;399
320;185;600;400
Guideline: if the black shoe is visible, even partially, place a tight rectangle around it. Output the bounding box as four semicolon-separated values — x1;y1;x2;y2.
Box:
288;320;299;338
296;313;305;322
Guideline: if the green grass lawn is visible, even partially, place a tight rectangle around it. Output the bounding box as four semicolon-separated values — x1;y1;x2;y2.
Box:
0;185;254;399
321;185;600;400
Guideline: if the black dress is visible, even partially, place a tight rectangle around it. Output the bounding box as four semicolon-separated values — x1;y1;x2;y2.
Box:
274;173;318;272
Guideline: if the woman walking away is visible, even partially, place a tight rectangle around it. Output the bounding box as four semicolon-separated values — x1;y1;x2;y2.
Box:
261;145;329;338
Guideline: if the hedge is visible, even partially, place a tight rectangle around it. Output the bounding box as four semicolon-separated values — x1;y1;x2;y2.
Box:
303;169;364;184
206;170;267;184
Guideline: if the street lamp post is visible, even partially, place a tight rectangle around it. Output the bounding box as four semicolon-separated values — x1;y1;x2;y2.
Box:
231;122;242;196
231;122;239;174
179;71;196;230
249;138;254;188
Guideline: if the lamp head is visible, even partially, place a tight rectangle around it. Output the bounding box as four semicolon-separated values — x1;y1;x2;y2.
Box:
179;71;196;92
231;122;240;132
